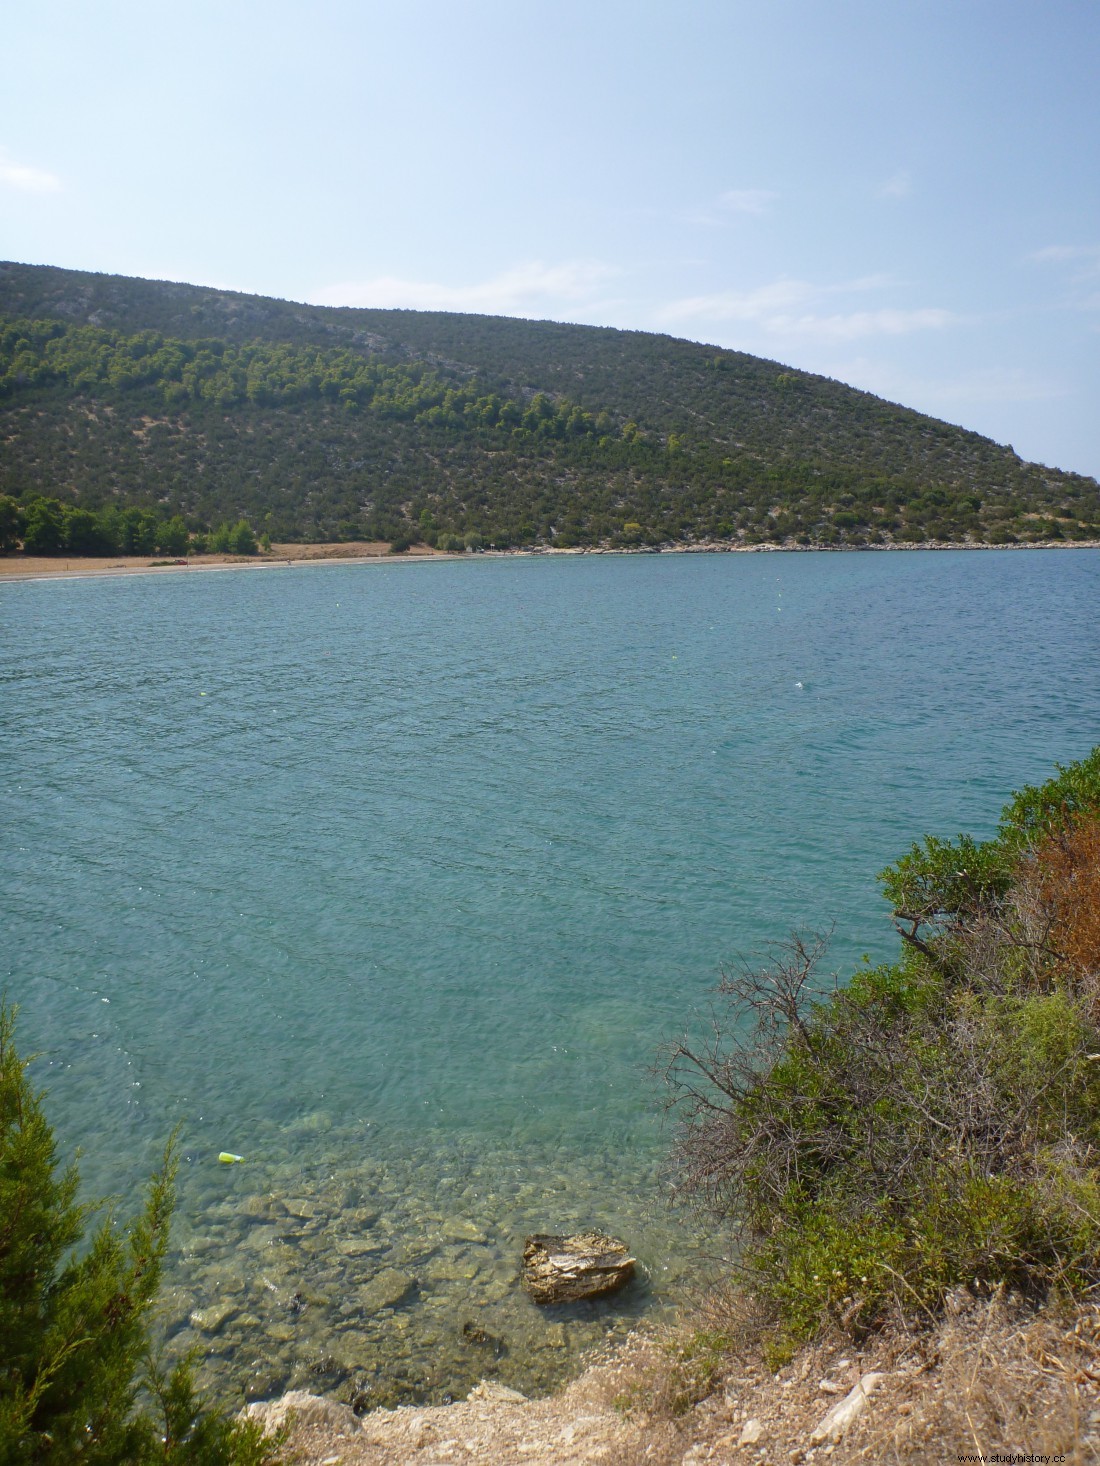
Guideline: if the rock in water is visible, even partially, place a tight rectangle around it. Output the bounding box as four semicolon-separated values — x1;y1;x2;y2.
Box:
522;1232;636;1304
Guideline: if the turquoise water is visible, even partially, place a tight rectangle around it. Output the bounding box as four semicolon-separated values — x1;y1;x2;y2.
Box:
3;548;1099;1404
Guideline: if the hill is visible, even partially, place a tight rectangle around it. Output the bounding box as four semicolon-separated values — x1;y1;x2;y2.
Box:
1;260;1097;550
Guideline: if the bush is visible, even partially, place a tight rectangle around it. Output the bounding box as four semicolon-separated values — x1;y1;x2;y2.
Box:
664;752;1100;1352
0;1003;275;1463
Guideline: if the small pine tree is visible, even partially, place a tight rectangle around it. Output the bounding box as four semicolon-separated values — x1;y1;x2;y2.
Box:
230;521;257;556
0;1004;275;1464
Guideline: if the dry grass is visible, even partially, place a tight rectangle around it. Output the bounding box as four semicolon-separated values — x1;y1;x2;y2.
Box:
600;1288;1100;1465
853;1292;1100;1463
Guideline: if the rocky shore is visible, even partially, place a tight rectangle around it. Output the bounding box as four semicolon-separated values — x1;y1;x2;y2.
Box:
243;1292;1100;1464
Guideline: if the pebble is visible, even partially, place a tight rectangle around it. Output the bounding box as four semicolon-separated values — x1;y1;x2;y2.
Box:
739;1417;764;1445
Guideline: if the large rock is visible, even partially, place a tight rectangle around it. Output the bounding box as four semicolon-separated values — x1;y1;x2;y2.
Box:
244;1390;361;1436
522;1232;636;1304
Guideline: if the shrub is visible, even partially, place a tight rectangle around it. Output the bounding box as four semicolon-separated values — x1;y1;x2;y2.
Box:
663;753;1100;1352
0;1003;275;1463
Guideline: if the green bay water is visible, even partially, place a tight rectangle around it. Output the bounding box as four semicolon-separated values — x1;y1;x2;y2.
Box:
3;547;1099;1404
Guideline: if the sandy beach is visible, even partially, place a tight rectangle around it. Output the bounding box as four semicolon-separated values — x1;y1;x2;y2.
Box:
2;537;1098;584
0;541;455;583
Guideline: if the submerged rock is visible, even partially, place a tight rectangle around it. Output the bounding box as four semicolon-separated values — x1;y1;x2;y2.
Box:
358;1267;417;1315
189;1301;238;1334
522;1232;635;1304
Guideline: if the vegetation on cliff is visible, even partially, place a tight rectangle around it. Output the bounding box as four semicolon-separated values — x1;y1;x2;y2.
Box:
1;260;1098;551
665;750;1100;1359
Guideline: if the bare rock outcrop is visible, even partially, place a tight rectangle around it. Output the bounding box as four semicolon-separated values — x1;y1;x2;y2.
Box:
522;1232;636;1304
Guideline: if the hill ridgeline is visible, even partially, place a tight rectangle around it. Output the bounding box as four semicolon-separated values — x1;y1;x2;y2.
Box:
1;260;1096;552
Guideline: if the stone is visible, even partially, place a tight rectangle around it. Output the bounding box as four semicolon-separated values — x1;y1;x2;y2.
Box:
243;1367;286;1402
334;1238;386;1258
461;1320;507;1357
522;1232;635;1304
189;1302;238;1334
241;1226;279;1252
425;1250;481;1282
331;1330;376;1367
809;1372;886;1445
739;1417;764;1445
244;1390;361;1436
467;1380;528;1405
358;1267;416;1315
282;1199;317;1219
444;1218;489;1244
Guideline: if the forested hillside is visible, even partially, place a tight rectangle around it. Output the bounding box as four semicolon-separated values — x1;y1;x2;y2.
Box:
1;260;1097;550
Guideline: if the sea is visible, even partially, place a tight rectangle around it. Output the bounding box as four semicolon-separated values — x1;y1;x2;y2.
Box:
2;547;1098;1405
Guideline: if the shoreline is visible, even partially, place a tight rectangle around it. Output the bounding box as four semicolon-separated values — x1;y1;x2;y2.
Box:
2;535;1100;585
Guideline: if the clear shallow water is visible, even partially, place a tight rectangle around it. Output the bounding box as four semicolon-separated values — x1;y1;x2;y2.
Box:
2;548;1099;1404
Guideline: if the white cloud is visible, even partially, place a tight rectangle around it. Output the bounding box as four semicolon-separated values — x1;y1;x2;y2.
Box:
718;188;778;215
840;358;1067;408
657;276;957;341
1028;243;1100;291
0;149;61;193
1026;245;1100;314
682;188;779;227
310;260;618;316
878;170;912;199
926;367;1067;405
1028;244;1100;266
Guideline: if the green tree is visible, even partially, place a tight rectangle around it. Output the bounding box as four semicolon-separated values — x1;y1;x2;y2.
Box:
0;1004;275;1464
62;507;111;555
229;520;257;555
0;495;25;553
21;499;65;555
160;515;190;556
119;508;159;556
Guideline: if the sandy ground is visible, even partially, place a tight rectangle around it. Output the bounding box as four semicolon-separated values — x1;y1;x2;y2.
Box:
0;542;455;582
4;538;1098;584
245;1294;1100;1465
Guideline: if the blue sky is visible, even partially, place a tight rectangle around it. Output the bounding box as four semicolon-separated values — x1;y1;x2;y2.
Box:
4;0;1098;477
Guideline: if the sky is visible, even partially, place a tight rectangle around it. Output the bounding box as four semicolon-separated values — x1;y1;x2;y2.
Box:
4;0;1099;478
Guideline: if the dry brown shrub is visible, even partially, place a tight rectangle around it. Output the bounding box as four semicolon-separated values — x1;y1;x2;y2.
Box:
1036;815;1100;984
